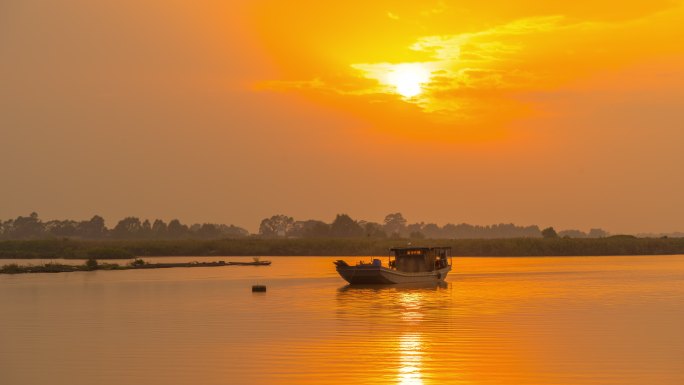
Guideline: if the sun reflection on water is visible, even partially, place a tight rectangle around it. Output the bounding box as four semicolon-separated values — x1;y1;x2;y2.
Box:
397;291;427;385
334;283;450;385
399;292;425;323
398;333;424;385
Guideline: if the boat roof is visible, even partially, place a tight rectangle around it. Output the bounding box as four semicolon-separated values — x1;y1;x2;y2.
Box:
390;246;451;251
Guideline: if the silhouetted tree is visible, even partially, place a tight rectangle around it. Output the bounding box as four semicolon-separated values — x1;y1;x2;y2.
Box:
541;227;558;238
362;222;386;238
330;214;364;237
422;223;442;238
406;222;424;237
197;223;222;239
383;213;407;236
45;220;78;237
8;212;44;239
141;219;152;238
78;215;107;238
152;219;168;238
167;219;189;238
188;224;201;234
259;215;294;237
113;217;143;238
290;220;330;238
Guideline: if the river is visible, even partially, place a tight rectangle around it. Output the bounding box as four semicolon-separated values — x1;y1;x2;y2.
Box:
1;255;683;385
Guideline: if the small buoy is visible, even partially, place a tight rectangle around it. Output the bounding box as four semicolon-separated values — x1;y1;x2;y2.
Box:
252;285;266;292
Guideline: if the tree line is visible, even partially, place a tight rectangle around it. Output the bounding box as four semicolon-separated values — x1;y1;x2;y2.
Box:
259;212;609;239
0;212;611;240
0;212;249;240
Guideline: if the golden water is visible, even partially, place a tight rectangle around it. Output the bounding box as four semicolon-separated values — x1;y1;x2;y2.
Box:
1;256;683;385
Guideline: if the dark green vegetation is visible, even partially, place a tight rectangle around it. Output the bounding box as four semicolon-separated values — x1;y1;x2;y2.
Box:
1;236;684;260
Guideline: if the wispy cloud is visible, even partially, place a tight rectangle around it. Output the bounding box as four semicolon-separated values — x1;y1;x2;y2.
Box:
260;4;684;124
386;11;399;20
348;16;571;116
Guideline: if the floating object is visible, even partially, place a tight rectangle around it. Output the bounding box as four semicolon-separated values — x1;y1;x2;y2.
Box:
334;246;452;285
252;285;267;292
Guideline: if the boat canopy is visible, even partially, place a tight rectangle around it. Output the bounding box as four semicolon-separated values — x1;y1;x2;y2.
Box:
389;247;451;273
389;247;451;253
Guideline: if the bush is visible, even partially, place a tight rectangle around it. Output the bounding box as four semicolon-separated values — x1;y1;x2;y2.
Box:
130;258;147;267
0;263;22;274
85;258;99;270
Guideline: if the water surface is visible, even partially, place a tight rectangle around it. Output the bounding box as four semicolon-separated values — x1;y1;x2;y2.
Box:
1;255;683;385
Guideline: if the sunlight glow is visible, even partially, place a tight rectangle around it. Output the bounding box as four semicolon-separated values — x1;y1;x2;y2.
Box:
386;64;431;98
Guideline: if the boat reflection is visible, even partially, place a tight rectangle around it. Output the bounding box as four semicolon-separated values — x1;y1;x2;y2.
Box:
337;281;448;292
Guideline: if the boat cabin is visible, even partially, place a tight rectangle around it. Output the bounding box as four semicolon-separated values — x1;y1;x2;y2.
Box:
389;247;451;273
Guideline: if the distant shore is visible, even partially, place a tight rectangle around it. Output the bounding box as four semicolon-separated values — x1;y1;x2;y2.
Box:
1;237;684;259
0;258;270;274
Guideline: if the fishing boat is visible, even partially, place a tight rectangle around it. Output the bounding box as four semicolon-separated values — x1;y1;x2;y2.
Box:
334;247;452;284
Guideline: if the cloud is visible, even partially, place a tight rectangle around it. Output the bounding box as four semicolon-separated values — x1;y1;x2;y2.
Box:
345;16;571;118
420;1;448;17
259;4;684;127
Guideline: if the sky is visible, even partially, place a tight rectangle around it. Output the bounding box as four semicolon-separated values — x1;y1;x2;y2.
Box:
1;0;683;233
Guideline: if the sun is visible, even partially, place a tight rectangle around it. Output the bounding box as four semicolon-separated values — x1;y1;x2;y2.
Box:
386;64;431;98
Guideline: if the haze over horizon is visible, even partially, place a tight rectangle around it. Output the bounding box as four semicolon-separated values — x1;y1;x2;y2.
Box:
2;1;683;235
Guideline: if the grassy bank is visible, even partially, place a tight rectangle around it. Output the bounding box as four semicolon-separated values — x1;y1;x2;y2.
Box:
0;259;124;274
0;258;251;274
1;237;684;259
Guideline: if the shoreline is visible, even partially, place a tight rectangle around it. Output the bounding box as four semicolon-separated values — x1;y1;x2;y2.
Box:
0;259;271;274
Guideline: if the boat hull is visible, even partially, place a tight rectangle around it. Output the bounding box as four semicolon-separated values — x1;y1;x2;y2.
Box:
335;265;451;285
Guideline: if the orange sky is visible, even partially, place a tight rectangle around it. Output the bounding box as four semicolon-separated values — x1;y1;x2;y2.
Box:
1;0;683;233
